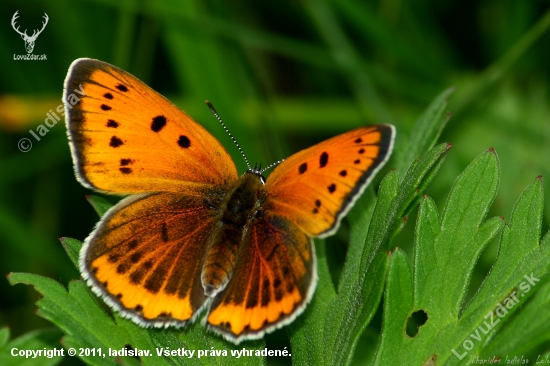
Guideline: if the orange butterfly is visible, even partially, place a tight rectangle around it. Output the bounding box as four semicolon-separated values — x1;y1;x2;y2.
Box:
64;58;395;344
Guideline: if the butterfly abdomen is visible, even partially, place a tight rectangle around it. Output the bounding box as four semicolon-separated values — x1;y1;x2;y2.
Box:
201;173;266;297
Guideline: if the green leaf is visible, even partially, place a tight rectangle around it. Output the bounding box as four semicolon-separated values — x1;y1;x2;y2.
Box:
289;239;335;366
86;195;114;217
6;272;165;365
372;248;413;365
372;150;550;365
395;87;454;176
149;323;266;366
0;328;64;366
59;237;82;268
478;280;550;360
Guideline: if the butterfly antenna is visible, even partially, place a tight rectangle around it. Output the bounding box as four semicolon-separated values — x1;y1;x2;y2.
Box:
260;158;285;174
206;100;251;170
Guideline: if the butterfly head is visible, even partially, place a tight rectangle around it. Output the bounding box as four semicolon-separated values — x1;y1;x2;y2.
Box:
244;163;266;184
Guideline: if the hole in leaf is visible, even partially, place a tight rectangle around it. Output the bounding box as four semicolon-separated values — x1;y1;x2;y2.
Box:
406;309;428;337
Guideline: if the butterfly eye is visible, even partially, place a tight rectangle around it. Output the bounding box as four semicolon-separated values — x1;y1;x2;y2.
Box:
244;168;266;184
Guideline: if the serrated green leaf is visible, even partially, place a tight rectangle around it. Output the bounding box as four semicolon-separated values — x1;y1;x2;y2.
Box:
324;251;389;366
7;272;165;365
61;336;119;366
59;237;82;269
372;249;414;365
288;239;334;365
366;142;451;266
0;328;64;366
479;280;550;360
149;322;266;366
115;318;172;366
373;151;550;365
464;176;545;315
360;169;400;268
336;187;377;293
87;195;114;217
395;87;454;176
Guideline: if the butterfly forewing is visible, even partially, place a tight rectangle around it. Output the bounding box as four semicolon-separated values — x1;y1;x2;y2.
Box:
265;125;394;237
82;192;218;326
64;58;238;194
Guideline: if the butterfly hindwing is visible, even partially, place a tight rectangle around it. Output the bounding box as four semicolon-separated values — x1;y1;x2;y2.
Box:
64;58;238;195
206;213;316;342
265;125;395;237
81;192;218;326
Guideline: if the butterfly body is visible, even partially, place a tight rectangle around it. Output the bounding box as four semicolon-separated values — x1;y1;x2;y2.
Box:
202;171;266;297
64;58;395;343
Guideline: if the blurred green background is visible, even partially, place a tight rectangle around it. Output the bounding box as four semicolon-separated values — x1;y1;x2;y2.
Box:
1;0;550;364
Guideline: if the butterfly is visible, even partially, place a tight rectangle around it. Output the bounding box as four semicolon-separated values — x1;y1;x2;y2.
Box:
64;58;395;344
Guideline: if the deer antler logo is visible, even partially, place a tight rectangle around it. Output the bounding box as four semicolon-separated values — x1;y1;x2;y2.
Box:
11;11;49;54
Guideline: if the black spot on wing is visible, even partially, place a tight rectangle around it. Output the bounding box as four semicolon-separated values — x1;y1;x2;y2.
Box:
358;148;365;154
354;159;360;164
328;183;336;193
130;251;142;263
107;119;119;128
282;266;290;276
110;136;123;147
299;162;307;174
151;116;167;132
120;158;134;166
355;137;363;143
101;104;112;111
339;170;347;177
104;93;113;99
144;274;163;294
127;240;138;250
320;152;329;167
178;135;191;148
116;263;130;274
315;199;321;207
119;167;132;174
116;84;128;92
131;267;145;284
108;253;120;263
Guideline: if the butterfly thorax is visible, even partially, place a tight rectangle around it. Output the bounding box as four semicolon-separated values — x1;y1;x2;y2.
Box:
201;172;266;297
